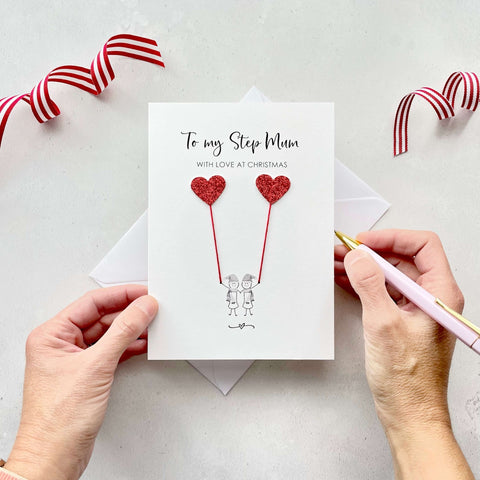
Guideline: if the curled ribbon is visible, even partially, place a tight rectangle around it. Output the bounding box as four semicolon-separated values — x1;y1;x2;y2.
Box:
0;34;164;148
393;71;479;156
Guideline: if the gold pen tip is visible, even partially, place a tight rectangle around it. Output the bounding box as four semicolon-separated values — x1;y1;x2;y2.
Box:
334;231;361;250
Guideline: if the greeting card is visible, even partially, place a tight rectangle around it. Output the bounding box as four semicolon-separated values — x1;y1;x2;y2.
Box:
148;103;334;360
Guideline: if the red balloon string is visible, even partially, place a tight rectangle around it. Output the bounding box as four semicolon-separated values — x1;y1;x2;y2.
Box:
209;204;222;283
258;203;272;283
191;176;226;283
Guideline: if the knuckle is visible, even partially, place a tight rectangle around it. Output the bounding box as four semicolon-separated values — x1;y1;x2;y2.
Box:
345;250;386;295
25;328;41;351
364;310;402;339
131;302;152;323
452;287;465;312
77;291;91;304
116;315;139;337
82;286;102;298
25;327;45;359
355;269;383;291
424;230;441;245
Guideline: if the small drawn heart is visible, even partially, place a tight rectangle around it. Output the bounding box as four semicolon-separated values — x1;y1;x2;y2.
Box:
239;323;246;329
191;176;226;205
256;174;291;204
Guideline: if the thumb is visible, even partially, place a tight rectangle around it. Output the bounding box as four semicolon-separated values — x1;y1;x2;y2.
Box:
344;249;397;316
94;295;158;363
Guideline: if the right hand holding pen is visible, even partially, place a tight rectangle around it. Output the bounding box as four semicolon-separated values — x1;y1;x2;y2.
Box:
335;229;474;479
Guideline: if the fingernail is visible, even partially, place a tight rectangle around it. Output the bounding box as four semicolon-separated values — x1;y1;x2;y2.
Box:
133;296;158;318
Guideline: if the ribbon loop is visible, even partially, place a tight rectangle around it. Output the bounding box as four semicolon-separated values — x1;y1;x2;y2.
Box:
394;71;480;156
394;87;454;157
0;34;164;147
443;71;479;111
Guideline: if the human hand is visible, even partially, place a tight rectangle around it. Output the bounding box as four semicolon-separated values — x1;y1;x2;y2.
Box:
4;285;158;480
335;230;473;479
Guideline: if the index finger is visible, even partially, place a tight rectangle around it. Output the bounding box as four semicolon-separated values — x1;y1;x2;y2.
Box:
58;284;148;329
356;229;451;277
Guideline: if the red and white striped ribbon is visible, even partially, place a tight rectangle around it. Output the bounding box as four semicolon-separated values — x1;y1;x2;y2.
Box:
394;71;480;156
393;87;454;157
0;34;164;146
0;94;31;143
442;71;479;111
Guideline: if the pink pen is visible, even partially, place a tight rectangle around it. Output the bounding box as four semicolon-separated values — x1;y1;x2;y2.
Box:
335;231;480;355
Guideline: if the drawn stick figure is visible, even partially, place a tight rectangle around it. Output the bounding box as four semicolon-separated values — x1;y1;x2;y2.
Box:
221;274;240;316
241;273;259;316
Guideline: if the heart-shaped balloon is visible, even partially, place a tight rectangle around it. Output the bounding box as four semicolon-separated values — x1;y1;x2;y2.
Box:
191;175;226;205
256;174;291;204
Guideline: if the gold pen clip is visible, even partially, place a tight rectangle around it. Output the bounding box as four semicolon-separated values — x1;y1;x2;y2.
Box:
435;298;480;336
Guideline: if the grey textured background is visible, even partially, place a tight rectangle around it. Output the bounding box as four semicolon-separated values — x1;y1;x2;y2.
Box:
0;1;479;478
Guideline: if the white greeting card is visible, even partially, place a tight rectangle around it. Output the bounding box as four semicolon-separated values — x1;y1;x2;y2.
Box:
148;103;334;360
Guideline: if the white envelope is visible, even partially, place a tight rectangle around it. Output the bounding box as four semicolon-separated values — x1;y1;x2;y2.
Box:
90;87;390;395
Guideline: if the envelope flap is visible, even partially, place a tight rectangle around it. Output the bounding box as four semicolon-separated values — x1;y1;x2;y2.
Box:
90;211;148;285
190;360;255;395
335;159;383;200
241;86;271;103
335;197;389;239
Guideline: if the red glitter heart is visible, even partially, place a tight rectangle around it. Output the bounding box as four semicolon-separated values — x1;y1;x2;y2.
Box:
191;176;226;205
256;175;291;204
